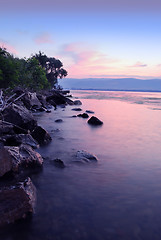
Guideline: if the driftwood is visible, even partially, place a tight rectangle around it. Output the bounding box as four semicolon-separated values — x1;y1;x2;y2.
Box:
0;90;25;112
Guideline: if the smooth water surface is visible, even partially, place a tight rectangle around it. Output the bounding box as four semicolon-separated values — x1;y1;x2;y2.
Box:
1;90;161;240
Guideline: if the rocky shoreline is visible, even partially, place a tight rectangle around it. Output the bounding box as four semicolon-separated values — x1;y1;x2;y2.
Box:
0;88;77;226
0;88;103;227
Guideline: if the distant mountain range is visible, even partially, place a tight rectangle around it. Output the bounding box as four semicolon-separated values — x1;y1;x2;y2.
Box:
60;78;161;92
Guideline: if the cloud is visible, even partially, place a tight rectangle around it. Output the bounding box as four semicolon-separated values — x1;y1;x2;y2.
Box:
34;32;54;45
130;61;148;68
0;41;18;55
57;42;119;77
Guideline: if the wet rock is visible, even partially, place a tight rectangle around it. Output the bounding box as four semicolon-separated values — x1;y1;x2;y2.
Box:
88;116;103;125
31;126;52;145
2;134;39;149
75;150;98;163
86;110;95;114
51;159;65;168
77;113;89;118
0;177;36;226
2;104;37;131
4;144;43;173
73;100;82;105
55;119;63;123
71;108;82;111
46;109;51;113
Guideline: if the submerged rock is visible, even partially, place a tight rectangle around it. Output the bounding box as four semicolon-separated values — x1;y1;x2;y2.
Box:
86;110;95;114
73;100;82;105
0;177;36;226
50;158;66;168
88;116;103;125
31;126;52;145
71;108;82;111
77;113;89;118
55;119;63;123
75;150;98;163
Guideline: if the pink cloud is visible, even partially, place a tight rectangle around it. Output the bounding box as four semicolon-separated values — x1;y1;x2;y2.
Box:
34;32;54;45
58;42;118;77
130;61;148;68
0;41;18;55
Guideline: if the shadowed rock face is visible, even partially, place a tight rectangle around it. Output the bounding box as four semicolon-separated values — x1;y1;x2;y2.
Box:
0;177;36;227
3;104;37;131
1;134;39;149
31;126;52;145
0;147;12;177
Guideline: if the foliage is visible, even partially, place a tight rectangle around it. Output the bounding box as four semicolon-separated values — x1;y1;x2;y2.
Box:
0;48;67;90
34;51;68;87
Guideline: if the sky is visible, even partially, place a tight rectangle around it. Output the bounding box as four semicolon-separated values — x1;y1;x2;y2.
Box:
0;0;161;79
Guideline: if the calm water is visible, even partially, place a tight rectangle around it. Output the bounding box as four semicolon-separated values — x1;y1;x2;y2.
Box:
1;90;161;240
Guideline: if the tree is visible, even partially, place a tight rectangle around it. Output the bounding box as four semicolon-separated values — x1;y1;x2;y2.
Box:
34;51;68;88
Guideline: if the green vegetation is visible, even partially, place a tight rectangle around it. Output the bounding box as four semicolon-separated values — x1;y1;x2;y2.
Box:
0;48;67;90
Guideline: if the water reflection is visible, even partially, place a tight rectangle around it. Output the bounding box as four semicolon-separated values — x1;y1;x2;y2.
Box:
1;90;161;240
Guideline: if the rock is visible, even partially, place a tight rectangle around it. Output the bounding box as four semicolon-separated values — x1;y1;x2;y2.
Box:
77;113;89;118
4;144;43;173
2;134;39;149
22;92;41;110
46;109;51;113
73;100;82;105
55;119;63;123
51;159;65;168
46;91;74;106
2;104;37;131
0;147;12;177
86;110;95;114
71;108;82;111
88;116;103;125
31;126;52;145
37;94;47;108
0;177;36;226
75;150;98;163
0;120;28;136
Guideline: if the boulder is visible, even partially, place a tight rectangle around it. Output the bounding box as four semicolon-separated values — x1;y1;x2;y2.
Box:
36;94;47;108
21;92;41;110
46;91;74;106
71;108;82;111
0;147;12;177
77;113;89;118
0;144;43;175
88;116;103;125
2;104;37;131
2;134;39;149
31;126;52;145
0;120;28;136
0;177;36;226
73;100;82;105
75;150;98;163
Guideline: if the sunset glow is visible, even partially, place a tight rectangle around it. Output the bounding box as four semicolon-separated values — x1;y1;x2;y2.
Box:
0;0;161;79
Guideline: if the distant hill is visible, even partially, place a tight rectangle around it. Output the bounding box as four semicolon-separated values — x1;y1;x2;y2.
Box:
60;78;161;92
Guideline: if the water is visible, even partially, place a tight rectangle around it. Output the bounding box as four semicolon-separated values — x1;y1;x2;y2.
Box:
1;90;161;240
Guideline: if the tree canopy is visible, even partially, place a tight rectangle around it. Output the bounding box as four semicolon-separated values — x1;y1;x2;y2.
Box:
0;48;68;90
